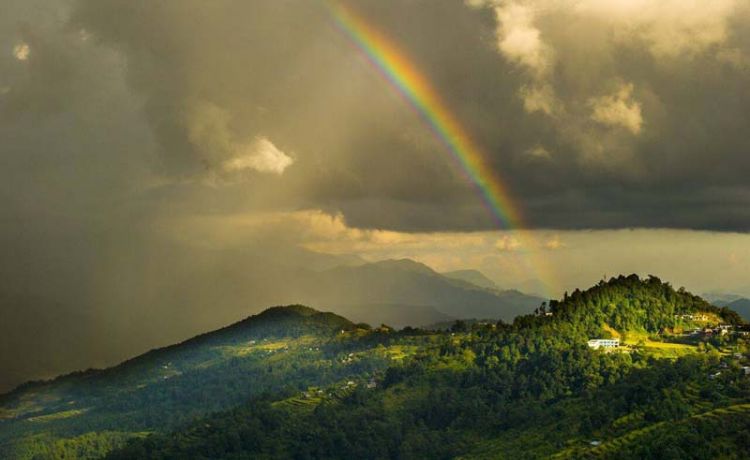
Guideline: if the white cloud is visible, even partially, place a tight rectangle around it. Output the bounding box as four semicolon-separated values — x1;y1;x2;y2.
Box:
475;0;738;60
589;83;643;135
223;137;294;175
186;101;293;176
474;0;738;150
13;42;30;61
494;2;552;78
490;2;562;117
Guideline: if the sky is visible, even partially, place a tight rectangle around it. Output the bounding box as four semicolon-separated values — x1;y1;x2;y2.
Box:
2;0;750;390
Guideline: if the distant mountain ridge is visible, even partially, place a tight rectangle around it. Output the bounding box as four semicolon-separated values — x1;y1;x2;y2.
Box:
442;269;499;290
703;292;745;306
306;258;545;324
703;292;750;321
726;298;750;322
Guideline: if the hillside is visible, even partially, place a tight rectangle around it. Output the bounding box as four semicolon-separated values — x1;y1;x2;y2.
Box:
0;306;374;458
2;276;749;459
546;274;742;330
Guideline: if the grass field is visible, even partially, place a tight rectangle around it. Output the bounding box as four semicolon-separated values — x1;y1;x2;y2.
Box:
621;330;697;358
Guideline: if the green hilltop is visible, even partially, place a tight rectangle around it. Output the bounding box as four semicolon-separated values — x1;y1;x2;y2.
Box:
1;275;749;459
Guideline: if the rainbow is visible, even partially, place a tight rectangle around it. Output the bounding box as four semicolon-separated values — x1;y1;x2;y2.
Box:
326;1;559;298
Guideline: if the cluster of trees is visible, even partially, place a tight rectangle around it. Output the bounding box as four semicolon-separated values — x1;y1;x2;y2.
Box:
6;432;139;460
108;351;750;459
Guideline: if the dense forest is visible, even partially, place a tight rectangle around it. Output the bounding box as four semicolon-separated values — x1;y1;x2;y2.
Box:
1;275;749;459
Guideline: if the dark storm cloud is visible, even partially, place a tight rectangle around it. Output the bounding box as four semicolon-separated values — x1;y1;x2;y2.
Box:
62;0;750;231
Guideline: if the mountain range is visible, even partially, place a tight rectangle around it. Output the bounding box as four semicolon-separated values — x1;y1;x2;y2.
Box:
303;259;545;326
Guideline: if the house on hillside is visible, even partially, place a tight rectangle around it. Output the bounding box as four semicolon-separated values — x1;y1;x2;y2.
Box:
587;339;620;349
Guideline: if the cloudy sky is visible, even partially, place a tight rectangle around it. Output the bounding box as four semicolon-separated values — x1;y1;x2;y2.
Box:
2;0;750;389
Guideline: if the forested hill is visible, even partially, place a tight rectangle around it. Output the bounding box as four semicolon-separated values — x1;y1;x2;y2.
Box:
542;274;743;331
3;305;356;398
2;277;750;459
0;305;371;459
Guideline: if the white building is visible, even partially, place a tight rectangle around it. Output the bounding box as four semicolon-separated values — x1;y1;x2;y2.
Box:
587;339;620;349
